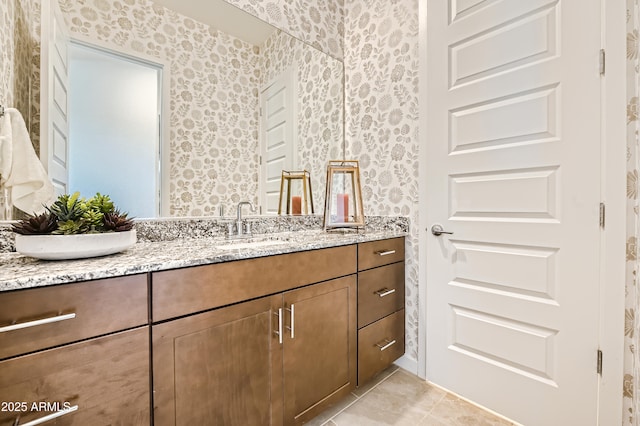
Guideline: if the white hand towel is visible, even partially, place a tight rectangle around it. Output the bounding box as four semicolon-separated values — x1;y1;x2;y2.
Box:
0;108;55;214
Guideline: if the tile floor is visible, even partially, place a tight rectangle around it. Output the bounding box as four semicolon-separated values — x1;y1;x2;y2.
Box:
307;366;516;426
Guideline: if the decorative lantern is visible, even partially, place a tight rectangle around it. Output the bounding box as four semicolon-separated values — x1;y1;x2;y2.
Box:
323;160;364;229
278;170;314;215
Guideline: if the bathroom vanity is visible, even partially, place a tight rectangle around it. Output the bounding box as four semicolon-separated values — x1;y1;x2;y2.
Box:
0;231;405;425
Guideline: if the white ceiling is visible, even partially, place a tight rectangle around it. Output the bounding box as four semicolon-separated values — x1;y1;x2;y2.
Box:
150;0;276;46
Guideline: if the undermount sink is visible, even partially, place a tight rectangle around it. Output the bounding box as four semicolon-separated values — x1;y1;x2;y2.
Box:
217;239;289;251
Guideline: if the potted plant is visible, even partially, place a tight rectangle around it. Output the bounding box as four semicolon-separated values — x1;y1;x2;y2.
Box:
12;192;136;260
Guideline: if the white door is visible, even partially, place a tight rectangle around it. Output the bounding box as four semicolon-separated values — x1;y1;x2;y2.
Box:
40;0;70;196
260;68;296;214
425;1;601;425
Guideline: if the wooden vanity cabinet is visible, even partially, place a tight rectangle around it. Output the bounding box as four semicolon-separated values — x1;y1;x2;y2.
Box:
151;246;358;426
357;237;406;385
153;294;283;426
282;275;356;425
0;275;150;426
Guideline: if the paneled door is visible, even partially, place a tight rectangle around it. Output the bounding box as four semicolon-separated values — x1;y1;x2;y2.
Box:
40;0;70;196
424;1;601;425
260;68;297;214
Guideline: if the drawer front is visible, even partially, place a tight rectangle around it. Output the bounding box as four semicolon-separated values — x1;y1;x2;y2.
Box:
152;244;357;322
358;237;405;271
0;274;148;360
358;262;405;328
358;310;405;386
0;327;150;426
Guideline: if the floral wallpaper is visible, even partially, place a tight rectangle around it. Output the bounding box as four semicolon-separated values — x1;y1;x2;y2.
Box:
57;0;261;217
344;0;420;362
627;1;640;424
224;0;344;61
0;0;34;135
260;29;343;212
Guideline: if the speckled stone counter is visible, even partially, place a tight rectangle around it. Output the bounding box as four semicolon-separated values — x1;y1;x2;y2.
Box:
0;228;407;292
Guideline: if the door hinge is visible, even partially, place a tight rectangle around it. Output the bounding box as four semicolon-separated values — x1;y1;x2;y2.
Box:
599;49;606;76
259;155;262;165
597;349;603;375
599;202;605;229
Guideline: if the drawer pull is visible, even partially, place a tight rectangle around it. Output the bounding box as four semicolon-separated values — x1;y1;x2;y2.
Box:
376;250;396;256
285;304;295;339
0;313;76;333
375;339;397;351
374;288;396;298
17;404;78;426
274;308;283;344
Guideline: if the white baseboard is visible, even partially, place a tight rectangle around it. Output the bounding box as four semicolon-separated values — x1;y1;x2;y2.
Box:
393;354;418;375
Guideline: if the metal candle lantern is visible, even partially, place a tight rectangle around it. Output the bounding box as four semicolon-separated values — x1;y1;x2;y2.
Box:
278;170;314;215
323;160;364;229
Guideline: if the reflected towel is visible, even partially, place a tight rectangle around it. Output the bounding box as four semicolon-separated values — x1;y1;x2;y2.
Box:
0;108;55;214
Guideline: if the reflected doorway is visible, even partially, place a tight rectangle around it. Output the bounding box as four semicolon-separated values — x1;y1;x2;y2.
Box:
68;42;162;218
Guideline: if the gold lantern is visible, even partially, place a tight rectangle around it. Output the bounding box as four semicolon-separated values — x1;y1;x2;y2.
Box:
278;170;314;215
323;160;364;229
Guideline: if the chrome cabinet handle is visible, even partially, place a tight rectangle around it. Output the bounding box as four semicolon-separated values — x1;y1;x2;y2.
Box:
375;250;396;256
17;405;79;426
285;304;295;339
374;288;396;298
430;224;453;236
375;339;397;351
0;313;76;333
274;308;283;344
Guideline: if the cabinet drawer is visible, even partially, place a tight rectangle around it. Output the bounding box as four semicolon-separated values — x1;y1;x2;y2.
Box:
152;245;357;321
358;310;404;386
0;274;148;360
358;238;404;271
358;262;405;328
0;327;150;426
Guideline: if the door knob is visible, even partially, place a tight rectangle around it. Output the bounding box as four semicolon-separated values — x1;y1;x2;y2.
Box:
431;224;453;236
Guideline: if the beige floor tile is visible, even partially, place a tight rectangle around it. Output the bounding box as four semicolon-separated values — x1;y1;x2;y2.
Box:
304;393;358;426
352;365;400;398
330;370;446;425
424;393;514;426
308;368;512;426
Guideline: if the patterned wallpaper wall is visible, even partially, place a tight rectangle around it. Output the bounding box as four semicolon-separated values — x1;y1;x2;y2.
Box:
224;0;344;61
58;0;261;217
0;0;34;131
344;0;420;362
260;29;343;212
626;1;640;423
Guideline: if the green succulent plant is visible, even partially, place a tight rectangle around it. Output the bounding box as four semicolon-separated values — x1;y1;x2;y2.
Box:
46;192;86;222
12;192;135;235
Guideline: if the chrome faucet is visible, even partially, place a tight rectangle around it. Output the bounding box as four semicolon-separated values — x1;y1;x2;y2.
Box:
233;201;255;238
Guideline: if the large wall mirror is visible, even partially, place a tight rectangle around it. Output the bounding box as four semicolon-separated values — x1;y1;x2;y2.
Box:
34;0;344;218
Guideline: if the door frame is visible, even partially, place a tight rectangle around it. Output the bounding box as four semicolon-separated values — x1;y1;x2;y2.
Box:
64;34;171;217
416;1;626;424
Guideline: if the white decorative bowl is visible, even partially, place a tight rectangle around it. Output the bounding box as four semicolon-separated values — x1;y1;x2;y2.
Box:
15;230;137;260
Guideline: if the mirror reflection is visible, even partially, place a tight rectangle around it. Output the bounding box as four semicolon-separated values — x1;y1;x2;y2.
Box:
35;0;344;218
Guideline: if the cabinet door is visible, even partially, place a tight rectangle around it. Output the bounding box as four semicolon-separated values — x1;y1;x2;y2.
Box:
0;327;149;426
282;275;357;425
153;295;283;426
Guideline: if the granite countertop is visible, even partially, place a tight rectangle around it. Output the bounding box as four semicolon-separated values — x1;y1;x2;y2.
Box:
0;229;406;292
